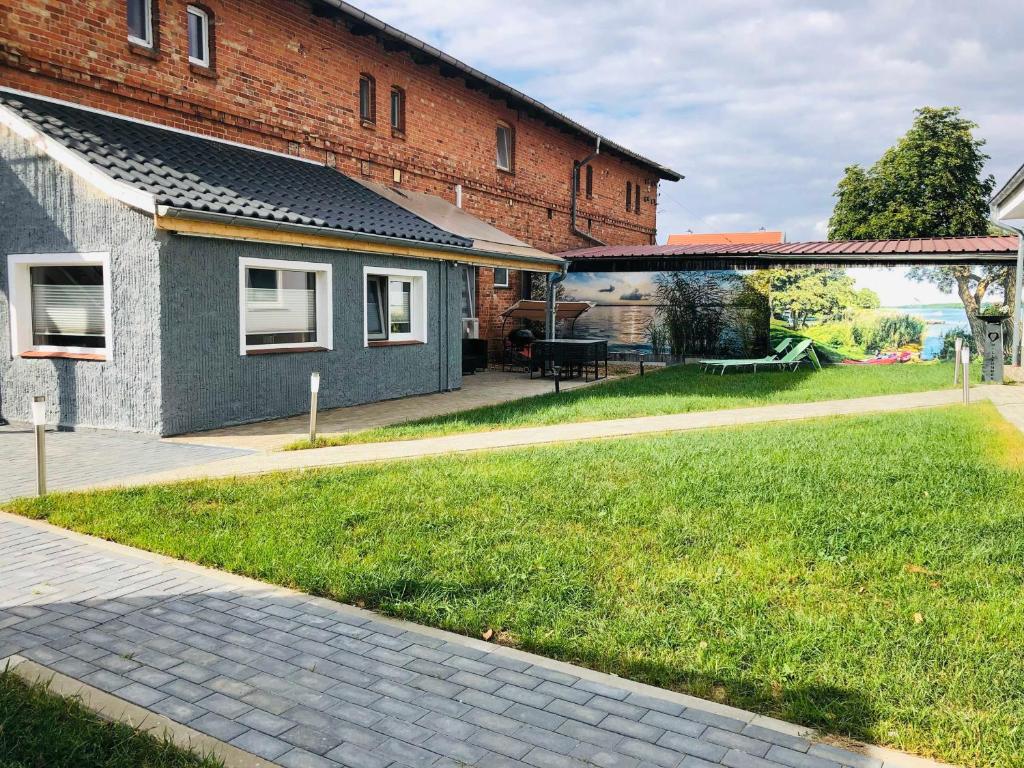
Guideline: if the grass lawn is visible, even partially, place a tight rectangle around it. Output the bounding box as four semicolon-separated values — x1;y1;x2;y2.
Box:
292;360;972;448
0;670;222;768
8;403;1024;766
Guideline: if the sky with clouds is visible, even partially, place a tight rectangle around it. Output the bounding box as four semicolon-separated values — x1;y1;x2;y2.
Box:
360;0;1023;304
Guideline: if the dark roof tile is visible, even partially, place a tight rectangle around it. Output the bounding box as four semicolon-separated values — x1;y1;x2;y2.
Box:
1;92;473;249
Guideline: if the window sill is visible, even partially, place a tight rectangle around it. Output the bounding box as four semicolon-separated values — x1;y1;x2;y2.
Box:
246;346;329;356
496;167;515;177
21;350;106;362
361;119;377;130
367;340;425;348
189;63;217;79
391;128;406;140
128;42;161;60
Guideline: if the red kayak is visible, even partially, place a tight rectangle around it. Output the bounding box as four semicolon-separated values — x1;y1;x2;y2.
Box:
842;351;913;365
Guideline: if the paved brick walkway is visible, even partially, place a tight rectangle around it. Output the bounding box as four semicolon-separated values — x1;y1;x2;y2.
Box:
0;513;945;768
0;424;251;502
167;370;600;452
90;386;1010;491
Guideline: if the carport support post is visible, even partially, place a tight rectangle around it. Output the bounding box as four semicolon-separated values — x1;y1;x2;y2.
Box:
961;348;970;404
30;396;46;497
953;337;962;385
1013;232;1024;367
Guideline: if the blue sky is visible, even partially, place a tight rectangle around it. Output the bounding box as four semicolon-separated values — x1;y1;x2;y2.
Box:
360;0;1023;304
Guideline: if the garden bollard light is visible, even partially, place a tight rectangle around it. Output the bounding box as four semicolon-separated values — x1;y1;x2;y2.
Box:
961;348;970;404
639;352;645;377
309;372;320;443
554;366;561;394
31;395;46;497
953;337;962;385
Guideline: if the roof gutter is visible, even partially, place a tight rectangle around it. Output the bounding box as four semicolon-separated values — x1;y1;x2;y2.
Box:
571;137;606;247
315;0;683;182
155;206;566;269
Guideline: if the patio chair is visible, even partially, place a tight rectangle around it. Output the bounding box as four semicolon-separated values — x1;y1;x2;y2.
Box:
698;337;794;374
701;338;816;375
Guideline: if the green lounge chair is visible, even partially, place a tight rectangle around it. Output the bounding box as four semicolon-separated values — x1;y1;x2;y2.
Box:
758;338;821;372
699;337;794;374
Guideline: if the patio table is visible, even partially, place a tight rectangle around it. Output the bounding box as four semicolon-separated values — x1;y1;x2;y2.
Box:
530;338;608;381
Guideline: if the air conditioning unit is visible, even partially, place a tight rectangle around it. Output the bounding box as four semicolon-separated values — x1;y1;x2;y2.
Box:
462;318;479;339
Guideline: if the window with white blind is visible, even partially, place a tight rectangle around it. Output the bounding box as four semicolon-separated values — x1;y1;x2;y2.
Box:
127;0;154;47
7;253;112;359
364;266;427;345
238;258;332;354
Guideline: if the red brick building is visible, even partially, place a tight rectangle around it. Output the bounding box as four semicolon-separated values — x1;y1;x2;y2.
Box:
0;0;681;348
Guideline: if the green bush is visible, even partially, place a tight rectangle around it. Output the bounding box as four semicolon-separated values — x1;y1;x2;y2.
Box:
939;327;974;358
864;314;925;353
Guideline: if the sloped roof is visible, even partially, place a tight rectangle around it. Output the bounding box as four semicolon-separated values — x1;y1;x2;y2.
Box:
0;90;473;249
666;231;784;245
354;179;559;264
565;236;1019;268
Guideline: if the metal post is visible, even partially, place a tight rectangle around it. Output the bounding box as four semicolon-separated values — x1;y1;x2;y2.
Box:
1013;231;1024;367
309;372;320;443
31;395;46;496
961;348;970;404
953;337;962;385
554;366;561;394
639;352;645;377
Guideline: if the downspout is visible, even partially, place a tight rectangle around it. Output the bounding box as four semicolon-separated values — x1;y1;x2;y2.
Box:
991;212;1024;366
571;137;606;247
545;265;568;340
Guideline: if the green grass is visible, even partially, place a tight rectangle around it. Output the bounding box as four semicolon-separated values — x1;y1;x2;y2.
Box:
0;669;222;768
9;403;1024;766
291;360;972;448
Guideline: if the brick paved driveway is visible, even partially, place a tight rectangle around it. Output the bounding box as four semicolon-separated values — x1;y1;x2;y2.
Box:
0;514;906;768
0;424;250;502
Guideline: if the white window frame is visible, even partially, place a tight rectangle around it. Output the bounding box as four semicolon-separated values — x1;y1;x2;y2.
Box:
127;0;154;48
363;266;428;346
186;5;210;67
7;252;113;360
238;257;332;356
496;123;513;172
493;267;510;288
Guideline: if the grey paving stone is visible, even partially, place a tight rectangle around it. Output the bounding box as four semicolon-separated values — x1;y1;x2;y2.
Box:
280;724;345;755
196;692;253;719
115;682;168;708
161;678;213;703
126;665;177;689
450;669;505;694
507;702;566;729
167;661;217;684
372;715;433;744
277;747;337;768
704;726;771;757
741;724;811;753
722;749;779;768
589;695;647;720
374;737;441;768
641;710;707;738
242;689;298;716
766;745;844;768
556;718;624;749
806;744;881;768
535;680;594;706
515;723;578;754
470;728;533;758
150;696;206;724
522;746;587;768
368;694;428;722
423;732;489;763
496;683;555;709
457;686;513;714
547;699;608;726
618;737;686;767
657;731;729;762
572;678;630;701
81;669;131;693
237;707;296;736
683;707;748;734
599;714;663;742
526;665;579;686
230;730;292;761
624;692;685;716
190;712;249;742
323;742;392;768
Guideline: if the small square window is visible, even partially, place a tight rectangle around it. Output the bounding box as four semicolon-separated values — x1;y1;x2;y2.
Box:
364;267;428;345
239;258;332;354
493;268;510;288
7;253;111;359
127;0;154;47
187;5;210;67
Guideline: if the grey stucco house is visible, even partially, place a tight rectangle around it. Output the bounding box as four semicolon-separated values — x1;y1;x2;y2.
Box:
0;90;562;435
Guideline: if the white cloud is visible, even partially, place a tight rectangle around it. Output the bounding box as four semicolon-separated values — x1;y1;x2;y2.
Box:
360;0;1024;241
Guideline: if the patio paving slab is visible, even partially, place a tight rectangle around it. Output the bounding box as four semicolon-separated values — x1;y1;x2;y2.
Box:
0;512;953;768
85;385;1017;491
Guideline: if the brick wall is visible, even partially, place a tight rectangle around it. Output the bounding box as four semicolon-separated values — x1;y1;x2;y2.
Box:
0;0;667;344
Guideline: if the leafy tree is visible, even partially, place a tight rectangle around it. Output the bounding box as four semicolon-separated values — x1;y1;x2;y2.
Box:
854;287;881;310
766;268;860;329
827;106;1008;346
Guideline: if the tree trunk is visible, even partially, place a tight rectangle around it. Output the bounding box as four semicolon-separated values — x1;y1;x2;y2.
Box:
951;267;988;353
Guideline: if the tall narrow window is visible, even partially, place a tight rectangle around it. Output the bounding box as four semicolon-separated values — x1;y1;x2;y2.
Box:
390;86;405;134
625;181;632;212
186;5;210;67
585;165;594;199
360;74;376;125
634;180;641;214
127;0;154;47
496;122;513;172
364;267;428;345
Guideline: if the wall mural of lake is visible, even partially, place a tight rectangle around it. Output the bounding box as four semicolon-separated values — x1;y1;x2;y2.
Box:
561;271;769;357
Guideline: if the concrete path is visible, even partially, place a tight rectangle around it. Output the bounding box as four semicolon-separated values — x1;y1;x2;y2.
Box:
0;513;950;768
86;385;1015;491
167;370;599;452
0;424;251;502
